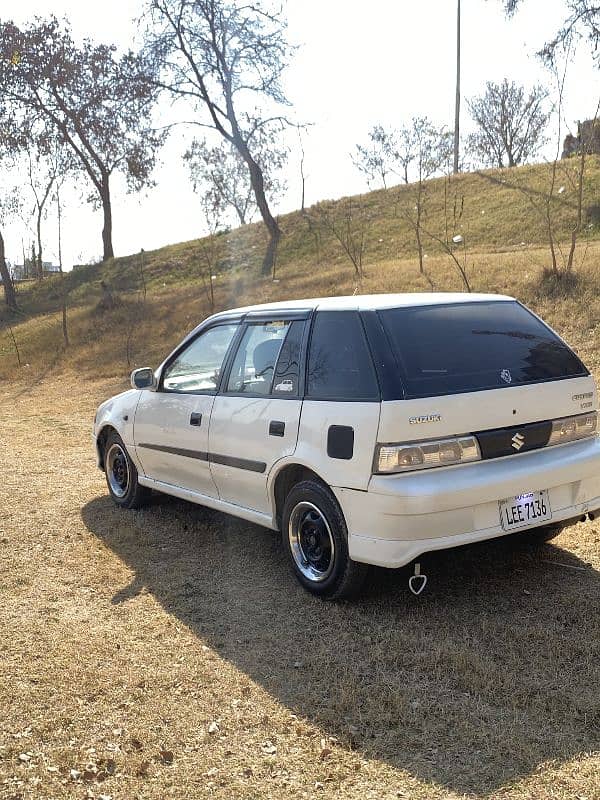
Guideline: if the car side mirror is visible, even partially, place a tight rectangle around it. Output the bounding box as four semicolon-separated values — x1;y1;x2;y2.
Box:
131;367;157;391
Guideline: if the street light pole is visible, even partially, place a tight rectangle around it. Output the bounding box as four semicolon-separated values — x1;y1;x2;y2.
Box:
453;0;461;174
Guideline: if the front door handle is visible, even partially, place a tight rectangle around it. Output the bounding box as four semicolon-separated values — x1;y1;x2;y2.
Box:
190;412;203;427
269;420;285;437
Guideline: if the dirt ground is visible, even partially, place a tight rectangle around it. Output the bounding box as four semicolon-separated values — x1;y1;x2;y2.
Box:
0;372;599;800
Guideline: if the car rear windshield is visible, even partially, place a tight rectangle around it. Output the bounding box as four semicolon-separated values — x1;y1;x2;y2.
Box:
379;301;587;399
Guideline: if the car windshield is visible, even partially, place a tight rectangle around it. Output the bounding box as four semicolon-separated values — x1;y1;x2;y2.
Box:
379;300;587;399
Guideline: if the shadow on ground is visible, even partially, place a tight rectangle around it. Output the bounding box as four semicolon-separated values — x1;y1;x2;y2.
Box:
81;494;600;795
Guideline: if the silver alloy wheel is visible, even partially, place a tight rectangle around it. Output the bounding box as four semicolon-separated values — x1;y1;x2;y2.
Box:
288;501;336;582
106;442;130;499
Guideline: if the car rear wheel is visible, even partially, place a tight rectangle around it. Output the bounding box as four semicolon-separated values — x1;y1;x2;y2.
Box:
104;431;150;509
282;480;368;599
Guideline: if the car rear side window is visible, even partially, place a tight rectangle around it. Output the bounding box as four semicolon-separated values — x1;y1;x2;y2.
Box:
379;301;587;399
307;311;379;400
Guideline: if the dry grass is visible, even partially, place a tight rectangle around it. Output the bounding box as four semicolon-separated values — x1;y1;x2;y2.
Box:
0;372;599;800
1;159;600;799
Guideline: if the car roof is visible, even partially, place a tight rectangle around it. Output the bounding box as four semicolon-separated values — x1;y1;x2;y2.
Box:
210;292;515;318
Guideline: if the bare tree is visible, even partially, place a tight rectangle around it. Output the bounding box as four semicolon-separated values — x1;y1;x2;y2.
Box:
467;79;549;168
423;176;472;291
397;118;453;273
352;125;400;189
26;140;71;280
353;124;420;188
0;18;164;261
146;0;293;276
497;49;595;276
503;1;600;65
564;100;600;270
184;125;287;226
315;198;369;279
395;126;418;184
197;195;224;313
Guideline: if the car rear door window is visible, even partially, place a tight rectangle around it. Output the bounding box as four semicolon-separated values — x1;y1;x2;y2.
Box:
272;320;305;396
379;301;587;399
226;321;291;395
307;311;379;400
162;323;238;393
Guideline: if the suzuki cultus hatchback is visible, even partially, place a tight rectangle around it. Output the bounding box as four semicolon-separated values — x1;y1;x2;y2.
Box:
94;294;600;598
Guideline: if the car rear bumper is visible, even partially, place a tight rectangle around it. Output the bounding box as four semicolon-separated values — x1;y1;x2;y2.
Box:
334;436;600;568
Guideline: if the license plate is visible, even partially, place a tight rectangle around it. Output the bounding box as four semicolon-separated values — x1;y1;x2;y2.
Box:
499;490;552;531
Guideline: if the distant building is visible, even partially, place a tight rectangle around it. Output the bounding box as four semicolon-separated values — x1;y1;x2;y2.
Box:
10;263;26;281
6;261;61;281
562;119;600;159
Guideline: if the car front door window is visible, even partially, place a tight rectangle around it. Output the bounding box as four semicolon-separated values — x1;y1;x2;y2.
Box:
163;323;239;393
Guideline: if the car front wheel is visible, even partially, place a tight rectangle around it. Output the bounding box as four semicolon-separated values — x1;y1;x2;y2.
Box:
282;480;368;599
104;431;150;509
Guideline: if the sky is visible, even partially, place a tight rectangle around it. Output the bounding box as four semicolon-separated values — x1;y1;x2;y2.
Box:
3;0;600;269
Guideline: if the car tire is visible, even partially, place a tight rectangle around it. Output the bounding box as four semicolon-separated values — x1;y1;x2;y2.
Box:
281;479;369;599
104;431;150;510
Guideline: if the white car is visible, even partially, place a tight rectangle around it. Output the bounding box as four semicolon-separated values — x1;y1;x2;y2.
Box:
93;293;600;598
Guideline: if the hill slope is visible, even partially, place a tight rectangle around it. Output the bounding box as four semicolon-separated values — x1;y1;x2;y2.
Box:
1;158;600;384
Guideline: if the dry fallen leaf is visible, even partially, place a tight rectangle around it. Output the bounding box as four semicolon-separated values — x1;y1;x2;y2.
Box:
136;760;151;778
159;749;174;765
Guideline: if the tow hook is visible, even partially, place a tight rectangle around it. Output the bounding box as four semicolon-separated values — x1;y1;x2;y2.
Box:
408;562;428;596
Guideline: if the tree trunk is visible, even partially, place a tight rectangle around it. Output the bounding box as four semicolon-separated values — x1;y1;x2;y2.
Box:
57;188;69;347
566;140;586;272
233;204;247;225
101;173;114;261
416;183;424;273
416;219;424;274
36;208;44;280
234;135;281;276
0;230;18;311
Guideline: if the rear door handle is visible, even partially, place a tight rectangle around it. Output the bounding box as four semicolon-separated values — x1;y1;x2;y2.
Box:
269;420;285;437
190;412;203;427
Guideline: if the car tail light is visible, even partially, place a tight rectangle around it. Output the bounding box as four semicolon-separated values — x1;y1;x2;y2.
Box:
375;435;481;474
547;411;597;446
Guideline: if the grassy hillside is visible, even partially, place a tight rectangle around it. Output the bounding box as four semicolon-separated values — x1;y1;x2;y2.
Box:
1;157;600;384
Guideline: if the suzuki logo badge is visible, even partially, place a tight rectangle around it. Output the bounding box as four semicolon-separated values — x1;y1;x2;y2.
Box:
500;369;512;384
511;432;525;451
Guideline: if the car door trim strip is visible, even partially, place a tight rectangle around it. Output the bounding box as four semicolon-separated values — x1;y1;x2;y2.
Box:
138;442;266;474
